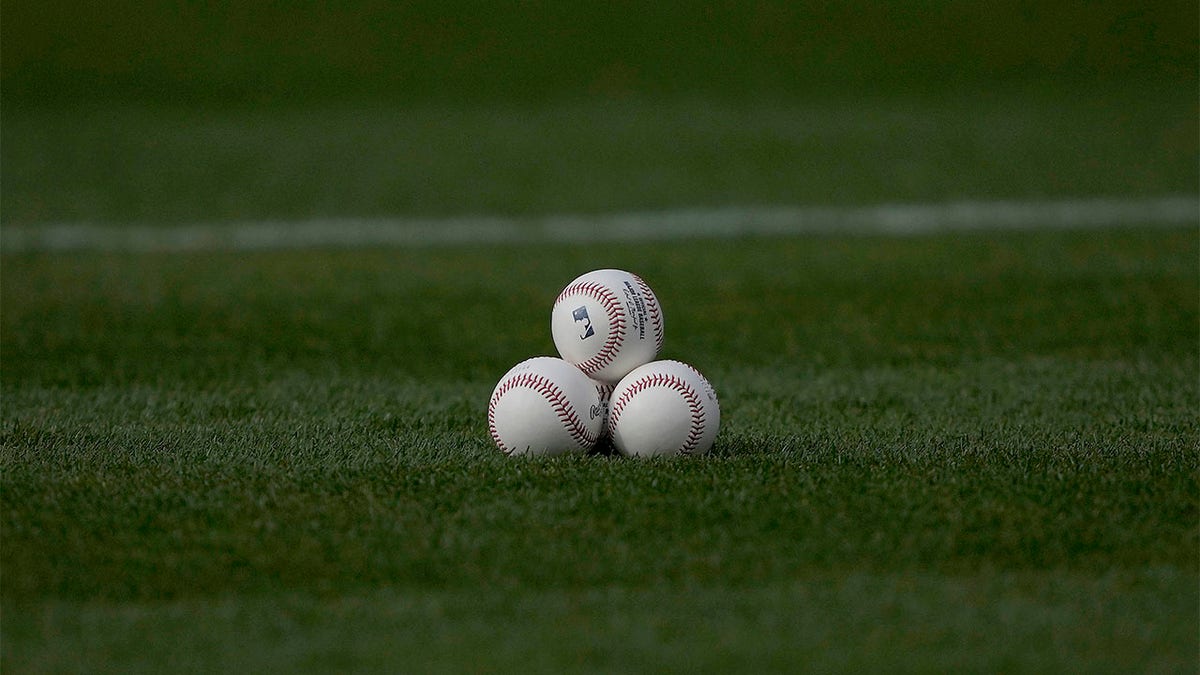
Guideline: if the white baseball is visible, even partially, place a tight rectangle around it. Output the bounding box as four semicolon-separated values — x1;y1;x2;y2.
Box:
551;269;665;383
608;360;720;457
487;357;607;456
594;380;615;438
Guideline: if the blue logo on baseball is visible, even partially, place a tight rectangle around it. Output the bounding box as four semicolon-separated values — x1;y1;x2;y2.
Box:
573;306;595;339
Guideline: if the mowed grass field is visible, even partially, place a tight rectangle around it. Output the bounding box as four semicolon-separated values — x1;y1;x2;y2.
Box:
2;13;1199;660
3;221;1197;671
2;86;1195;225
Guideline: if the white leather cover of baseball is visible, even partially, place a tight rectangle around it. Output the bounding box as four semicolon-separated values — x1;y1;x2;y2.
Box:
608;360;720;457
488;357;607;456
551;269;664;384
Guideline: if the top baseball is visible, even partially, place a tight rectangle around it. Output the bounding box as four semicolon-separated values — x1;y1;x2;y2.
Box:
551;269;665;383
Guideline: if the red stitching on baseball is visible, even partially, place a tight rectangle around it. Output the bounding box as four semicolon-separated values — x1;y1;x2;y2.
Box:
488;371;598;454
486;400;510;454
555;280;626;376
609;371;707;454
633;274;665;352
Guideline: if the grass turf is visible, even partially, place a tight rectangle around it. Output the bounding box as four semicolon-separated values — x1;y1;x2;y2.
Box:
3;86;1195;225
2;228;1197;671
4;1;1195;105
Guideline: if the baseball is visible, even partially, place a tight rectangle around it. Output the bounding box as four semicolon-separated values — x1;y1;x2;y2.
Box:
608;360;720;457
594;380;615;438
487;356;608;456
551;269;664;383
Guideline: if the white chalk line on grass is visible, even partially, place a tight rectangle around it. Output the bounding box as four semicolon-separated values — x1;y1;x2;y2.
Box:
2;196;1196;253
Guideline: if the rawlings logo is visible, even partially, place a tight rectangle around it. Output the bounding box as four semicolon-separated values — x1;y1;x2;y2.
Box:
572;306;595;340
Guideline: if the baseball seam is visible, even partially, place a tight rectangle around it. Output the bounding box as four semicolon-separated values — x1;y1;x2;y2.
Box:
555;281;627;376
609;372;707;454
633;274;665;352
488;372;598;454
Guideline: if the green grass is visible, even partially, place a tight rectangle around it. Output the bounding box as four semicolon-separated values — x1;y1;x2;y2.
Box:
8;572;1195;673
3;86;1196;224
3;1;1197;668
2;228;1197;671
4;1;1195;104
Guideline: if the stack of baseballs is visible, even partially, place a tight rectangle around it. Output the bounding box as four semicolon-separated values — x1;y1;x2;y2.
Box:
488;269;720;457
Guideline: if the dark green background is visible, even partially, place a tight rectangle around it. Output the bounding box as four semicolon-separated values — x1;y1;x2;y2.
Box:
2;3;1198;670
2;2;1197;225
3;1;1196;106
